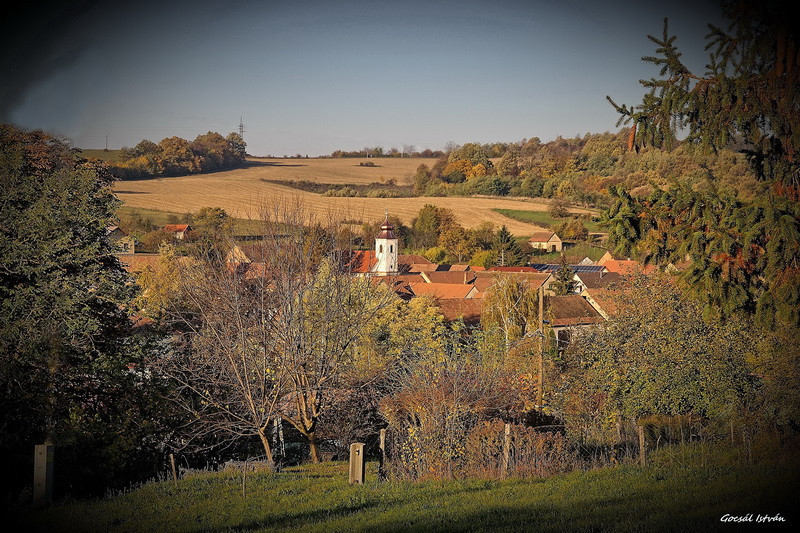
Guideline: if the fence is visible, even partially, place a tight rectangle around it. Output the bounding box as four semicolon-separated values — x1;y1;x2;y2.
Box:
382;414;769;481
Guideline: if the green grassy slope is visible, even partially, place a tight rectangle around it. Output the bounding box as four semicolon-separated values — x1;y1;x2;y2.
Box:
17;440;799;532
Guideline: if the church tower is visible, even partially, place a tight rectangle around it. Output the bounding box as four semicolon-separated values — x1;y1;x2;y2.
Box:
374;213;398;275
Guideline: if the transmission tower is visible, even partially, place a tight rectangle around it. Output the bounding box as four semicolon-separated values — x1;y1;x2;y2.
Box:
238;117;245;139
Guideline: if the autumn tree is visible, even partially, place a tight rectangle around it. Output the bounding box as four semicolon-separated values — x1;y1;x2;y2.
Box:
148;250;285;465
481;274;540;352
556;273;755;442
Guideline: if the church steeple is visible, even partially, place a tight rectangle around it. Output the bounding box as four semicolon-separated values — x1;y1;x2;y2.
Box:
374;212;398;275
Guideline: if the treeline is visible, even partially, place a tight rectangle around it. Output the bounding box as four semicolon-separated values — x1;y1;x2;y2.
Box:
330;146;446;158
326;132;761;208
409;132;760;207
109;131;247;179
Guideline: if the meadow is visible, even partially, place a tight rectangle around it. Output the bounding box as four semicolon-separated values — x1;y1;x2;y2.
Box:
110;157;594;236
16;439;798;532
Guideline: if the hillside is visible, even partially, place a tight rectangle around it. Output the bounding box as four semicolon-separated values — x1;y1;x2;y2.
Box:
17;440;799;532
112;157;594;236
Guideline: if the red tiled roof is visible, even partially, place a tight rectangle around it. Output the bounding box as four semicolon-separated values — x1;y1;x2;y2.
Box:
115;253;160;274
346;250;378;274
422;271;476;284
601;260;657;274
410;283;476;299
582;288;622;318
575;271;623;289
406;263;440;273
487;266;538;272
398;254;433;265
435;298;482;324
529;231;557;242
547;295;604;327
163;224;190;232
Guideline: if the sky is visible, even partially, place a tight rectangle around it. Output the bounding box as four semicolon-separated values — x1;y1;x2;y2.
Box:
1;0;724;156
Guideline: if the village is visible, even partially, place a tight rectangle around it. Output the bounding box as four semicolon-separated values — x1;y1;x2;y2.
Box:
108;214;662;353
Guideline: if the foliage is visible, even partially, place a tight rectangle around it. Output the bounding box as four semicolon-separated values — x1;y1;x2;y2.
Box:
481;274;540;352
0;124;165;500
410;204;457;248
607;3;799;188
556;273;756;437
112;131;247;179
493;225;527;266
380;326;518;481
550;256;578;295
601;183;800;327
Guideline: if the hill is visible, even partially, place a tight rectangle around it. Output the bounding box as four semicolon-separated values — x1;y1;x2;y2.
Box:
112;157;595;236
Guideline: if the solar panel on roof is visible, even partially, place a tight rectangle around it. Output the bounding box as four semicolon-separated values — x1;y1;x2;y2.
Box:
530;264;607;273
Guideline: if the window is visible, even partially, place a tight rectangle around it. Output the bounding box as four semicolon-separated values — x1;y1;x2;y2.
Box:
379;245;383;253
390;245;393;253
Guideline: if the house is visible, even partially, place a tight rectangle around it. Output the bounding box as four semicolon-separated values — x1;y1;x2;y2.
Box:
163;224;191;240
409;282;479;299
573;271;622;294
116;253;160;274
581;288;622;320
107;226;135;254
421;271;477;284
473;271;552;297
434;299;482;325
528;231;562;253
546;294;605;351
601;259;657;275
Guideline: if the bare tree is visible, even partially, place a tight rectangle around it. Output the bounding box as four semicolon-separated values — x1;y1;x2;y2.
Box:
256;201;394;461
147;199;395;463
146;247;285;467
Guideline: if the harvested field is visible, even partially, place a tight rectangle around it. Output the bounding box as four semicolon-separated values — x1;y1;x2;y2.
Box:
113;158;594;236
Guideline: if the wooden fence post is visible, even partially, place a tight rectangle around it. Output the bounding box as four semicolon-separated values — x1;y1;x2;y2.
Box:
502;423;511;478
33;444;54;509
349;443;365;485
637;424;646;467
169;453;178;483
378;429;387;481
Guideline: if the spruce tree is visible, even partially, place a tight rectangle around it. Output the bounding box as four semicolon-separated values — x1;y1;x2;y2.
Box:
493;225;527;266
605;2;800;327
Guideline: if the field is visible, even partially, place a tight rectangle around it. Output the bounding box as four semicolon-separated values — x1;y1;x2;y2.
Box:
112;158;595;236
492;208;602;233
16;440;799;532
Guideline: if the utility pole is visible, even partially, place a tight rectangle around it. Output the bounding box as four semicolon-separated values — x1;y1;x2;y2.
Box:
537;284;545;408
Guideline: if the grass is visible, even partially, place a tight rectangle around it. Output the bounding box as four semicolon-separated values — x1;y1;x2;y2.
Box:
15;440;799;532
115;206;266;236
494;208;602;233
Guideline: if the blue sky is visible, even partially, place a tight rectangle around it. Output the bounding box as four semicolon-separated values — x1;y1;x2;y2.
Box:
2;0;723;156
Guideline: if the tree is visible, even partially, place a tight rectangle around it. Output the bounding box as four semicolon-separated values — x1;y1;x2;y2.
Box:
148;250;284;465
607;3;798;187
481;274;540;352
493;225;526;266
411;205;457;248
496;150;519;177
556;273;755;440
1;124;159;498
604;3;800;327
550;255;578;295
